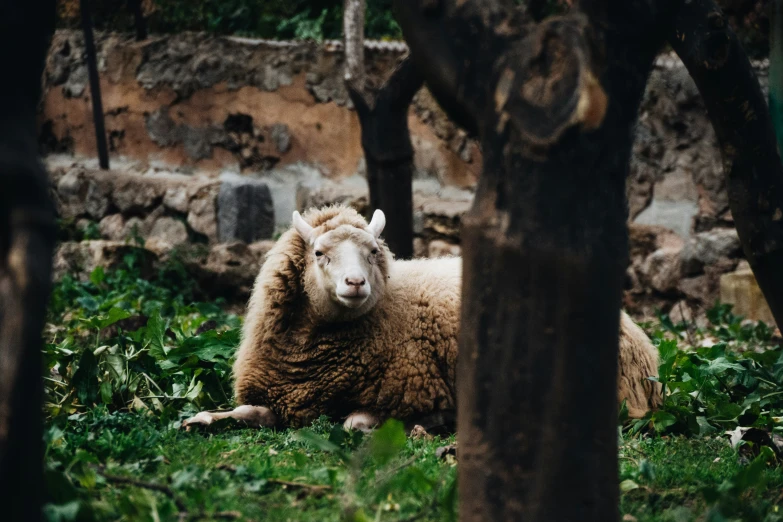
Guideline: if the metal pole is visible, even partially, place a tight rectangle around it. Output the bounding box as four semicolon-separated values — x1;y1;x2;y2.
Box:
79;0;110;170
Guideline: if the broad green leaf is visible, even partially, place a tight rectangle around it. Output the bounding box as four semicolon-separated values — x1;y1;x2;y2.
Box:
89;266;105;287
100;381;114;405
145;312;167;360
370;419;406;466
651;411;677;433
620;479;640;493
72;350;99;407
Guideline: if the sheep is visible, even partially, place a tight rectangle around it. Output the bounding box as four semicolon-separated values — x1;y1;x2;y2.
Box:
183;205;661;432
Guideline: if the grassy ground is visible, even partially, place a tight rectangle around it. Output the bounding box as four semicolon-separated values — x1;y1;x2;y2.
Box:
43;248;783;521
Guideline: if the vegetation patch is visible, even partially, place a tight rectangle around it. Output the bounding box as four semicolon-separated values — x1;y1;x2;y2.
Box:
43;254;783;521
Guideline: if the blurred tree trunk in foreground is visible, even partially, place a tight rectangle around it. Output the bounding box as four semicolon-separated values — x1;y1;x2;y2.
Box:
0;2;58;521
394;0;783;519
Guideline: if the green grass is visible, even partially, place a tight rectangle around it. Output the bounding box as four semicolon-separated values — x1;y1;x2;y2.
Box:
45;413;458;522
43;250;783;521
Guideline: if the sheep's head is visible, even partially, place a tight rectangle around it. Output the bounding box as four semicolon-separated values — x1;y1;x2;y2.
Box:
292;208;389;321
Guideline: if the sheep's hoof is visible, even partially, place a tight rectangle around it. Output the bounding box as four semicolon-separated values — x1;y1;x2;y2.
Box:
182;405;277;431
343;412;379;433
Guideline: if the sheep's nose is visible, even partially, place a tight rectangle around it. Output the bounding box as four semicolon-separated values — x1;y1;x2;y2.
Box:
345;276;366;287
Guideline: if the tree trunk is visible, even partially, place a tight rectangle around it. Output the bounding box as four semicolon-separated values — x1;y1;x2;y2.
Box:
0;2;58;521
343;0;366;93
346;57;423;259
393;0;676;519
127;0;148;41
668;0;783;328
80;0;110;170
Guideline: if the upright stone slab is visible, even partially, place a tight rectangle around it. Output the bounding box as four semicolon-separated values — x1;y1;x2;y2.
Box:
217;173;275;243
720;266;777;327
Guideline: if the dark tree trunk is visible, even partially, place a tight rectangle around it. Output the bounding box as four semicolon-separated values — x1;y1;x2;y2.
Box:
80;0;110;170
0;2;58;521
127;0;148;41
668;0;783;329
346;57;423;259
393;0;677;520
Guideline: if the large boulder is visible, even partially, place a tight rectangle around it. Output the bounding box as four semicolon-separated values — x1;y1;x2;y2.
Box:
681;228;742;275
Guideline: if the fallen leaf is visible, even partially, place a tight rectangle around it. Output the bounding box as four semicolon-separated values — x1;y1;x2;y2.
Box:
435;444;457;460
409;425;433;440
620;479;640;493
726;427;783;465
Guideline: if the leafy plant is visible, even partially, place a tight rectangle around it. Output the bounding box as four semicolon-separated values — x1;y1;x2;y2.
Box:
626;303;783;437
45;256;240;422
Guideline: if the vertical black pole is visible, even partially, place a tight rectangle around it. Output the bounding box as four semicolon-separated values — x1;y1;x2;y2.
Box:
79;0;110;170
128;0;147;41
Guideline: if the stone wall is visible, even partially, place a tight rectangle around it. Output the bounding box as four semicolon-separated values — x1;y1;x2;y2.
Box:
41;31;776;324
41;30;480;194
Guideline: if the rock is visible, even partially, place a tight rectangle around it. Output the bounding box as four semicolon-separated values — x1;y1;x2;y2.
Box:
99;214;126;240
678;275;713;303
428;240;461;258
260;163;322;229
681;228;741;275
640;247;682;294
148;217;189;247
420;199;471;242
145;108;178;147
52;241;156;281
55;169;110;219
297;175;369;216
628;223;684;260
187;184;219;242
270;123;291;154
217;174;275;243
633;200;698;239
163;186;190;213
720;268;777;326
409;425;433;440
183;242;260;299
123;217;147;241
668;300;693;324
112;175;164;213
651;168;698;203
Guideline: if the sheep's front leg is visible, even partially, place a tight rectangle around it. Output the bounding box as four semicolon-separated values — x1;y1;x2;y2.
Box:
182;405;276;430
343;412;379;433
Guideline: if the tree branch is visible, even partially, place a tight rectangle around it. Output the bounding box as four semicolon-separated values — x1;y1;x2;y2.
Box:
668;0;783;328
343;0;366;93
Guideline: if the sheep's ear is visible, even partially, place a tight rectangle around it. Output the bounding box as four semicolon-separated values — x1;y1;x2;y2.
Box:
367;209;386;238
292;211;314;243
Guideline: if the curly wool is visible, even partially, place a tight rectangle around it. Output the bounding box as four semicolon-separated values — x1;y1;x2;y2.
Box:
233;205;660;427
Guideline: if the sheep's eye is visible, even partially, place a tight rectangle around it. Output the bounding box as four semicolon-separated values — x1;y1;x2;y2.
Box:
315;251;324;257
371;249;378;255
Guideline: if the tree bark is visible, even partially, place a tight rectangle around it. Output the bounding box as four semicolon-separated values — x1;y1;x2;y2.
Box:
346;57;423;259
0;2;58;521
668;0;783;329
80;0;110;170
127;0;148;41
393;0;676;520
343;1;422;259
343;0;366;93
